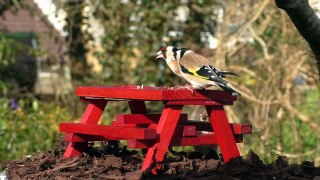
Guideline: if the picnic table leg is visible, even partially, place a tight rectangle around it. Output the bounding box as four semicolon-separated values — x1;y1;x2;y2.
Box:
206;105;240;162
64;99;108;157
141;104;183;173
128;100;149;154
128;100;148;113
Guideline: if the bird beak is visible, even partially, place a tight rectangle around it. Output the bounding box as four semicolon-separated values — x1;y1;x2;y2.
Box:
155;51;163;59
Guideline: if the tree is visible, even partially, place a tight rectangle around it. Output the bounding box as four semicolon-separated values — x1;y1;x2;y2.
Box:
275;0;320;79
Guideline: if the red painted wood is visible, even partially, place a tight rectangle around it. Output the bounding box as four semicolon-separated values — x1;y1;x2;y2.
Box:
63;99;108;157
167;100;232;106
115;114;188;124
60;123;157;140
232;123;252;134
177;133;243;145
79;99;108;124
180;121;213;131
148;124;196;137
64;133;122;142
180;121;252;134
111;121;146;127
127;100;150;155
111;122;196;137
64;142;88;157
76;86;237;102
127;134;244;148
206;106;240;162
128;101;148;113
142;105;183;173
59;86;251;172
127;101;150;153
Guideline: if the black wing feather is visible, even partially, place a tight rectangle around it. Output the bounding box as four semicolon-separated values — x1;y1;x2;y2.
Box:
209;65;239;78
195;66;227;84
217;83;241;96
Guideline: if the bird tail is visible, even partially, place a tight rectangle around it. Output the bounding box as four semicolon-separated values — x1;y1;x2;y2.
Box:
217;83;241;96
208;65;239;78
218;71;239;78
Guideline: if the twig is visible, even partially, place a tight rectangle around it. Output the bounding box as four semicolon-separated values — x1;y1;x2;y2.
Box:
282;98;320;132
271;148;318;158
228;0;271;42
248;25;272;60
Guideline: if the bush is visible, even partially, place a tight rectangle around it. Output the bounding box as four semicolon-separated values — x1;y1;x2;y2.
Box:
0;98;71;162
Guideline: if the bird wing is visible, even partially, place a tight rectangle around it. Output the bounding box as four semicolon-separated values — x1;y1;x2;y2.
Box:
179;52;227;84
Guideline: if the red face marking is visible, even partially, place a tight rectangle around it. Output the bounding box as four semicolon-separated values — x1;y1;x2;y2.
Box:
160;46;167;59
161;46;167;52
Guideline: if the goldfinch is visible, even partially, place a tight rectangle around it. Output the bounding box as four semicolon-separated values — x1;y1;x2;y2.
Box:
155;46;241;96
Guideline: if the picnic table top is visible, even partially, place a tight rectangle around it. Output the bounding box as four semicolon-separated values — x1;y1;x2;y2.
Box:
76;86;238;103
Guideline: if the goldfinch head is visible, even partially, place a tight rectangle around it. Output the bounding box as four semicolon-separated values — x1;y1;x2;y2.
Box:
155;46;178;63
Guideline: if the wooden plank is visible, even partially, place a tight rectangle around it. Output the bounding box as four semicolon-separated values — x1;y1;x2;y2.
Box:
64;133;122;142
111;120;251;135
111;122;147;128
75;86;237;102
127;139;154;149
115;113;188;124
167;100;232;106
127;133;244;148
231;123;252;134
148;124;196;137
180;121;252;134
111;122;196;137
180;121;213;131
76;86;162;100
60;123;156;140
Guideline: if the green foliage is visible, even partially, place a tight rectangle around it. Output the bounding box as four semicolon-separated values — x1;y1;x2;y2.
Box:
242;88;320;163
65;1;320;164
0;0;319;166
0;98;71;162
78;1;218;117
64;0;91;77
0;32;34;94
0;33;16;66
0;33;19;95
76;1;218;87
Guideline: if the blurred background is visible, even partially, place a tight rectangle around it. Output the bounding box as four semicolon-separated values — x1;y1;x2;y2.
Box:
0;0;319;165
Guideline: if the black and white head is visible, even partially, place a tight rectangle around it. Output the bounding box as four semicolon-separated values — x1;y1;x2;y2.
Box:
155;46;191;63
155;46;178;63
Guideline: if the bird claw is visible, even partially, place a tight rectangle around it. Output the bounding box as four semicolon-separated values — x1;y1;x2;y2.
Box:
184;85;195;95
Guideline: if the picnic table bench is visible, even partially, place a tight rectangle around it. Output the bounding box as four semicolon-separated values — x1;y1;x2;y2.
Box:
59;86;252;173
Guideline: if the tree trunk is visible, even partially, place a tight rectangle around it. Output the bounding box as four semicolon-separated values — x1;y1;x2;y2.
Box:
275;0;320;78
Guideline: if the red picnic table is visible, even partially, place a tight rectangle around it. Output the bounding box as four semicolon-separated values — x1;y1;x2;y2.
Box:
59;86;252;173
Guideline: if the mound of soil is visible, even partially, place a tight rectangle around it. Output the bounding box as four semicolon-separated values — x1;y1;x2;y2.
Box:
1;140;320;180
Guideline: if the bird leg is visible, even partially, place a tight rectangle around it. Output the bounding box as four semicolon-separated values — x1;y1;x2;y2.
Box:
174;84;194;95
173;84;186;89
184;85;195;95
173;83;191;88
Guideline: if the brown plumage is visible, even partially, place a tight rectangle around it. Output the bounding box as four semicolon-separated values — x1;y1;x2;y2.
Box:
155;46;240;96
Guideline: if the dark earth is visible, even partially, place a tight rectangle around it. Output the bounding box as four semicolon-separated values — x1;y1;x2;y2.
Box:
1;140;320;180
